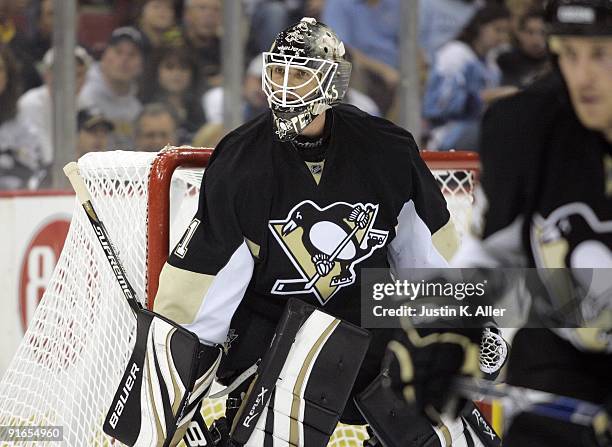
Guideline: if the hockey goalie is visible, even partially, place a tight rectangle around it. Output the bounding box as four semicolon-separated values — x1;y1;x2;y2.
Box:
103;18;495;447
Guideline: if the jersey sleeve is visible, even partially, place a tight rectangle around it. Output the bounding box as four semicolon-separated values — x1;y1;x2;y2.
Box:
388;143;454;270
153;148;255;345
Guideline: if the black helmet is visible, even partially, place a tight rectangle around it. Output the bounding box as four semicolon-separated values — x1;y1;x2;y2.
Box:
545;0;612;36
262;18;352;141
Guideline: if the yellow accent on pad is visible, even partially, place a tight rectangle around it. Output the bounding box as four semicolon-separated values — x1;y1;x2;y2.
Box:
164;328;183;416
436;422;453;446
290;318;340;446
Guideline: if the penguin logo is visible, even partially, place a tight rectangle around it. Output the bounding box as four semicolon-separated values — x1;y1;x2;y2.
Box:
531;202;612;269
269;200;388;305
530;202;612;351
274;117;293;140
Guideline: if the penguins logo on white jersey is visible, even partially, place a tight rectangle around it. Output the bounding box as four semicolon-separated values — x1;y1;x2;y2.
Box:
269;200;388;305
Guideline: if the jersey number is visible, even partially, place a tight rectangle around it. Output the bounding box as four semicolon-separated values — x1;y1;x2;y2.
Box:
174;219;200;259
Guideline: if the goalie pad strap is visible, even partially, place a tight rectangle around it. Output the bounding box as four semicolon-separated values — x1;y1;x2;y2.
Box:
231;298;371;447
103;309;221;447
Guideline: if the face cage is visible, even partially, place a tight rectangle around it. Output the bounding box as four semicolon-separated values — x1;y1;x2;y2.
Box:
262;52;338;110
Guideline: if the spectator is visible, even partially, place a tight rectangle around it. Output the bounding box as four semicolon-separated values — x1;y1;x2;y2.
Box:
80;26;144;150
244;1;299;59
140;46;205;144
423;4;516;151
135;0;181;59
0;46;43;190
18;46;92;169
199;53;267;126
322;0;400;115
181;0;222;90
76;107;114;157
134;102;178;151
497;8;548;88
300;0;325;20
0;0;42;91
242;54;269;121
345;88;381;117
23;0;53;63
505;0;541;31
419;0;484;65
192;122;224;148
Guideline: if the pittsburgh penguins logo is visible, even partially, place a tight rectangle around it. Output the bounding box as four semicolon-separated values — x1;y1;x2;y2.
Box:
531;202;612;351
269;200;388;305
531;202;612;268
274;117;293;140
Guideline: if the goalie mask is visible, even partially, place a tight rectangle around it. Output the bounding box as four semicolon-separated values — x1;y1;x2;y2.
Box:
263;17;352;141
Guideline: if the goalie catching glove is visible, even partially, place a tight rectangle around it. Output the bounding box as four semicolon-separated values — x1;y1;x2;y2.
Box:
103;308;222;447
385;328;482;423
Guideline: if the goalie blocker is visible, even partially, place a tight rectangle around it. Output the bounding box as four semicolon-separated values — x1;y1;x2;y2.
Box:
230;298;371;446
103;308;222;447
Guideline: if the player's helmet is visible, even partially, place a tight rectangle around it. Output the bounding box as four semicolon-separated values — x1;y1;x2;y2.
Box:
262;17;352;141
545;0;612;36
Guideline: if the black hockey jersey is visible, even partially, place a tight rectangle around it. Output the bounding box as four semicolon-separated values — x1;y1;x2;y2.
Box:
453;73;612;352
153;104;452;420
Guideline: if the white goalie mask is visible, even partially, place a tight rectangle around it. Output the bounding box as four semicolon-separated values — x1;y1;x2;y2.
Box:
262;18;352;141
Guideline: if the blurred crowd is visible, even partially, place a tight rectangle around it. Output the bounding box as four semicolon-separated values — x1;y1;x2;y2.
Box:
0;0;550;190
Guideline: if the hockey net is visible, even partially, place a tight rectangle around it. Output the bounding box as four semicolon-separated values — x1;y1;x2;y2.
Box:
0;147;479;446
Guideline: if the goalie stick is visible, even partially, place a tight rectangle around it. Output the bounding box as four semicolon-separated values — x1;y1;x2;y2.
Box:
64;162;142;313
64;162;220;447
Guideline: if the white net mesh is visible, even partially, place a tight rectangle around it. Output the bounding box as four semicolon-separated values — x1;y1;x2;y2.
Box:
0;149;478;446
432;168;476;241
0;151;155;446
